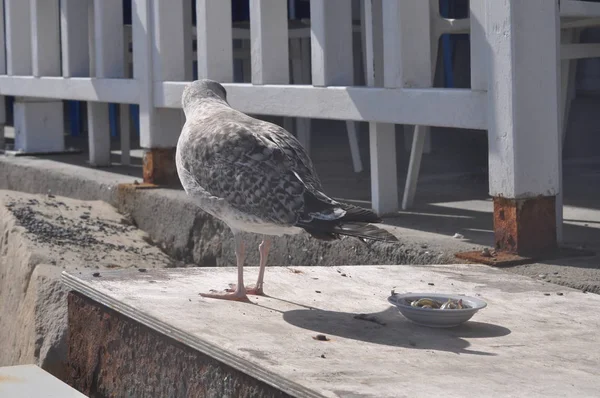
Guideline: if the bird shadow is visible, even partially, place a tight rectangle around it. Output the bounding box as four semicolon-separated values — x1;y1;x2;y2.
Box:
260;297;511;356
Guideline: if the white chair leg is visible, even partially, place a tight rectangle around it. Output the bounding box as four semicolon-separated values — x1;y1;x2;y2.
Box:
402;125;429;210
119;103;131;165
345;120;363;172
401;30;440;209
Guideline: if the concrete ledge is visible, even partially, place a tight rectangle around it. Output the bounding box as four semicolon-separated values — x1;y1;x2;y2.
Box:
0;364;87;398
63;265;600;398
0;155;486;270
67;292;291;398
0;190;172;378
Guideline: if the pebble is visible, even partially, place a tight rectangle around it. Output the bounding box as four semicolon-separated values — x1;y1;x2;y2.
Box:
428;282;435;286
92;272;101;277
314;334;329;341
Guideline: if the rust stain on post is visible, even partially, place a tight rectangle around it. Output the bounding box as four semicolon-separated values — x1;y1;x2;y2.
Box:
143;148;177;186
493;196;557;256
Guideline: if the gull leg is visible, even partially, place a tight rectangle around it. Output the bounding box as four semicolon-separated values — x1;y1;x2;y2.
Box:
200;233;249;302
246;237;271;296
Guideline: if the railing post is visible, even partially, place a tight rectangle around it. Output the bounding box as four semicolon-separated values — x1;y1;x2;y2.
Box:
365;0;399;214
486;0;561;255
6;0;64;154
395;0;433;211
133;0;189;185
0;0;5;151
87;0;125;166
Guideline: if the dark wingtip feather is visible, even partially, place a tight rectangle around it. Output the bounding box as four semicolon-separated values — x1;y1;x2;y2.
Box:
334;222;399;243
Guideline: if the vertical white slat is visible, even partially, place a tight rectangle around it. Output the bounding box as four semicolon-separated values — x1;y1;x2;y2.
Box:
88;0;96;77
132;0;154;149
381;0;433;211
31;0;61;77
182;0;194;81
153;0;189;82
87;0;124;166
133;0;187;151
5;0;32;75
310;0;353;86
60;0;90;77
310;0;362;172
469;0;488;91
119;104;131;165
0;0;5;76
196;0;233;81
365;0;398;214
21;0;65;154
0;0;6;150
250;0;289;84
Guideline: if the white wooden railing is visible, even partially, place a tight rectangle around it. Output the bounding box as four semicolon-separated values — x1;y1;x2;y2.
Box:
1;0;600;239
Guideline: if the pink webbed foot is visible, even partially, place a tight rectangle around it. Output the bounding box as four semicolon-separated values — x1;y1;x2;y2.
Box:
227;283;265;296
200;289;250;302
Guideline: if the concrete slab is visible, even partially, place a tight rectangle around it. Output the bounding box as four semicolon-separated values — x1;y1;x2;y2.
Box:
0;364;87;397
62;265;600;398
0;190;173;378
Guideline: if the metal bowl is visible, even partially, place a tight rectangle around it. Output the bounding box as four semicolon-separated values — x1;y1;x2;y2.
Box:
387;292;487;328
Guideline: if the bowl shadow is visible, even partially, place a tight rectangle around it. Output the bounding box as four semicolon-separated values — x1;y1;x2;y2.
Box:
282;306;511;356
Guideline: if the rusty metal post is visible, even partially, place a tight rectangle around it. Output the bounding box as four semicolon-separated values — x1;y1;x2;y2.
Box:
142;147;177;185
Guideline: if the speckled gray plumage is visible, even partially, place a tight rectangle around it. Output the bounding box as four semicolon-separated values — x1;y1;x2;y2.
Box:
176;79;398;242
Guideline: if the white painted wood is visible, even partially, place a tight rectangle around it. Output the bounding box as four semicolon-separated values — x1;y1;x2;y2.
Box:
0;0;6;149
153;0;189;82
486;0;561;200
8;0;64;154
87;0;125;167
365;0;398;213
0;96;5;151
133;0;183;149
87;102;110;166
182;0;194;81
0;0;5;75
30;0;61;77
0;76;139;103
561;0;600;18
382;0;433;210
5;0;33;75
157;82;487;130
310;0;362;172
469;0;488;91
561;43;600;59
61;0;90;77
88;0;95;77
93;0;124;79
13;100;65;153
196;0;233;82
250;0;289;85
310;0;353;86
119;104;131;165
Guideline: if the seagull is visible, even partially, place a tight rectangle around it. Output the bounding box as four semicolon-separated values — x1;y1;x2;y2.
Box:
176;79;398;302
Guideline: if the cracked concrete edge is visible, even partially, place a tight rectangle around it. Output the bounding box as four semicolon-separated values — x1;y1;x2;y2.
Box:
0;156;473;269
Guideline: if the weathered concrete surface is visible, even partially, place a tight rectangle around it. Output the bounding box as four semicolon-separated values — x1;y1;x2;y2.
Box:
0;364;87;398
0;190;173;379
67;292;292;398
0;153;599;294
62;265;600;398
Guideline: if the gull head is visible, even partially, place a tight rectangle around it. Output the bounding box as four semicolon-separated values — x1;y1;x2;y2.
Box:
182;79;228;114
